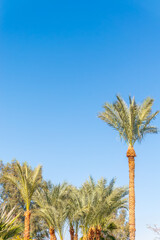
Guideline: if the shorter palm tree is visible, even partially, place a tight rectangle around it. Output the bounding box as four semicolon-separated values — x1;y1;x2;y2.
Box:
78;177;128;240
34;182;69;240
3;161;42;240
0;204;22;240
33;188;57;240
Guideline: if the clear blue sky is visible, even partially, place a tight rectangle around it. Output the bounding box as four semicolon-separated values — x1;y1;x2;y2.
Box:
0;1;160;239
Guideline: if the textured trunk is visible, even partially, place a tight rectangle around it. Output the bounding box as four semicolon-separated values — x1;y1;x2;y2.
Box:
70;226;74;240
49;227;57;240
24;210;31;240
127;146;136;240
88;227;95;240
95;227;101;240
74;233;78;240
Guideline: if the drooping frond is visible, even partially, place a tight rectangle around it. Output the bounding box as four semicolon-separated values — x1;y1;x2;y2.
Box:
138;97;154;121
98;95;159;146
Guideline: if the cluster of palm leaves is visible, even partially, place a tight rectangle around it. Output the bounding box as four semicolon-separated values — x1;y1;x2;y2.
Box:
0;205;22;240
98;96;159;147
1;162;128;240
34;177;128;240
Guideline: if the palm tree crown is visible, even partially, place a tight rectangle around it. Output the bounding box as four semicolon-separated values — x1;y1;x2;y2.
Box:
3;161;42;211
78;177;128;237
98;95;159;146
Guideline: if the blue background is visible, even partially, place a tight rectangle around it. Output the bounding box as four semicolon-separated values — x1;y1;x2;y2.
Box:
0;1;160;239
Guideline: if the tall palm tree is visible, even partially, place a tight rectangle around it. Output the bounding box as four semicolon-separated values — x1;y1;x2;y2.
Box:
0;204;22;240
34;182;69;240
3;161;42;240
98;96;159;240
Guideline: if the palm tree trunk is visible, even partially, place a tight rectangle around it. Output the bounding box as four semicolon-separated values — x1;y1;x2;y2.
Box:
95;227;101;240
127;146;136;240
88;227;95;240
70;226;74;240
24;210;31;240
49;227;57;240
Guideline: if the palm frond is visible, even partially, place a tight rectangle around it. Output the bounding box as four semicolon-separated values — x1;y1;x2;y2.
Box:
99;95;159;146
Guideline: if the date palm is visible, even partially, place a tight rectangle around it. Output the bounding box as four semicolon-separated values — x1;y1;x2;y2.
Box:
78;177;128;240
98;96;159;240
3;161;42;240
33;188;57;240
34;182;69;240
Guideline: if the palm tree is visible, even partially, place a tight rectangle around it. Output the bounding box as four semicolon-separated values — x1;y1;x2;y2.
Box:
78;177;128;240
98;95;159;240
34;182;69;240
65;186;80;240
0;204;22;240
3;161;42;240
33;187;57;240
